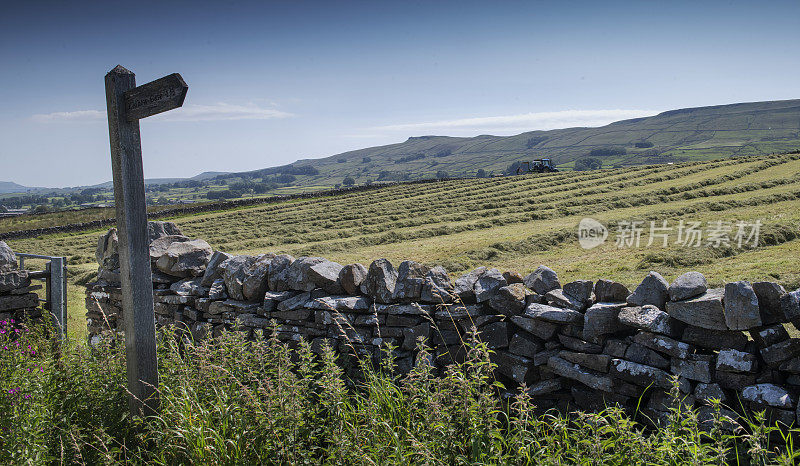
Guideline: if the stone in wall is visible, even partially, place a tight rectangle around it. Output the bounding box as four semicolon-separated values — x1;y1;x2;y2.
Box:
523;265;560;295
304;258;346;294
724;281;762;330
618;305;682;338
453;267;485;303
627;271;669;310
474;268;507;303
155;239;214;277
489;283;527;315
668;271;707;302
267;254;295;292
95;229;120;271
361;259;398;304
594;279;629;303
583;302;626;343
0;270;30;294
420;266;454;303
340;263;368;296
393;260;429;301
199;251;231;287
666;288;726;330
753;282;786;325
149;235;191;265
221;255;257;301
148;221;183;240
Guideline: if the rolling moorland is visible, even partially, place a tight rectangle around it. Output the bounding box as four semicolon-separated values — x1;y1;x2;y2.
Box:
5;151;800;338
278;98;800;185
2;99;800;208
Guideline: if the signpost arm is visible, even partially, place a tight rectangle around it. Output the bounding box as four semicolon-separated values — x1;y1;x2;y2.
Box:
104;65;159;416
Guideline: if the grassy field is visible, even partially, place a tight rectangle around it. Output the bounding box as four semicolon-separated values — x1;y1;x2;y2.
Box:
0;203;207;234
6;153;800;340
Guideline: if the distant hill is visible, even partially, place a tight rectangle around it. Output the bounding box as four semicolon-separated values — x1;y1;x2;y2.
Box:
190;171;228;181
218;98;800;188
0;171;233;196
84;171;231;188
0;181;35;194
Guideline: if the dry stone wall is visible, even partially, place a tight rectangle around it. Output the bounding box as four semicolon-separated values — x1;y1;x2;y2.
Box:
86;222;800;425
0;241;43;325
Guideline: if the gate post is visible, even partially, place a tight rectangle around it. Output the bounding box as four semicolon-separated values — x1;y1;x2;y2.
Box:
50;257;67;338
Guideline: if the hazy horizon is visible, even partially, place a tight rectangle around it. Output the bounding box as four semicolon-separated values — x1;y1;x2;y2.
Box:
2;0;799;187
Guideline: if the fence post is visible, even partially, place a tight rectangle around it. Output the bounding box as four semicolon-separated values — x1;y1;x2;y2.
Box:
44;262;52;314
50;257;67;338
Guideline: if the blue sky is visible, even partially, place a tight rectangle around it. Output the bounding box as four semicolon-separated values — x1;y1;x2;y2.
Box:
1;0;799;187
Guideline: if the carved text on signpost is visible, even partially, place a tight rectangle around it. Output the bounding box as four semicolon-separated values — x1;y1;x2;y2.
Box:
123;73;188;121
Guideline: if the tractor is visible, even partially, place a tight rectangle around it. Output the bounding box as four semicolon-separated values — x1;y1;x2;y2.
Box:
517;159;558;175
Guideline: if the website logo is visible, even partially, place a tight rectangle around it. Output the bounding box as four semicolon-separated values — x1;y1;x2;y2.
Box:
578;218;608;249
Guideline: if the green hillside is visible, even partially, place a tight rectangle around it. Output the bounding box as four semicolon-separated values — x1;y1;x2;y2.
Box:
259;98;800;187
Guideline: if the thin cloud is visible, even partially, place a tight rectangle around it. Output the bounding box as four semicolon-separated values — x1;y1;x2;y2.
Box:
31;103;293;123
367;109;662;136
31;110;105;122
155;103;293;122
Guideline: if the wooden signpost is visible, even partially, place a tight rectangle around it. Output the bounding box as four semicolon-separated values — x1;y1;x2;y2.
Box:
104;65;187;416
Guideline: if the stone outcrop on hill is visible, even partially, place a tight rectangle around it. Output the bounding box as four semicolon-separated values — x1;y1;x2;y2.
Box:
85;226;800;425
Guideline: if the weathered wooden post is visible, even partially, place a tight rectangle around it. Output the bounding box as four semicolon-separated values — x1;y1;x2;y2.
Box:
104;65;187;416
